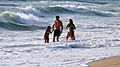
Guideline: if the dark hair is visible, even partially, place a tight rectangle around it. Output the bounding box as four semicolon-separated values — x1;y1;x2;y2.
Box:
56;16;60;19
69;19;73;24
47;26;51;29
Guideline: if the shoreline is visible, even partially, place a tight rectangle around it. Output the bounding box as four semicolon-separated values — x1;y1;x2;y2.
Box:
88;56;120;67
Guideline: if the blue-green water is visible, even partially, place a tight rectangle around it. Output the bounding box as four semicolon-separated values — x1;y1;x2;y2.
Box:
0;0;120;30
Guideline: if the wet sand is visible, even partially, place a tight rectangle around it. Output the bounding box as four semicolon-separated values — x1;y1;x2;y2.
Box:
88;56;120;67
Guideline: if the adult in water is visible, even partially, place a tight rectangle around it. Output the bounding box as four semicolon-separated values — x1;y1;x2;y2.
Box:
66;19;76;41
52;16;63;42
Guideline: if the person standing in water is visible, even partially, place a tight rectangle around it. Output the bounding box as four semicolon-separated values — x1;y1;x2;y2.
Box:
66;19;76;41
44;26;52;43
52;16;63;42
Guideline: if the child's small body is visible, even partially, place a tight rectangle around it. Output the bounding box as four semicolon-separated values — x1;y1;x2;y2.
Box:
44;26;52;43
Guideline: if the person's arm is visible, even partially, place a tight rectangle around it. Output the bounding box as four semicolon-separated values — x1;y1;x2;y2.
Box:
47;28;51;33
52;21;55;31
46;29;50;34
66;24;69;28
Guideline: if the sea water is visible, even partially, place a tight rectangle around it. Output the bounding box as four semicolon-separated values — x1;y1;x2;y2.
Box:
0;0;120;67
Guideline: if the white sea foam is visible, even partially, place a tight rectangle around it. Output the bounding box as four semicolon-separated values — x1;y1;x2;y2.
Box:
19;5;44;17
0;26;120;67
2;11;43;25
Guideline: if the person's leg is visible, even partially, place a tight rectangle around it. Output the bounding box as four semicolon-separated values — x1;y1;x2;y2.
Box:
53;30;56;42
70;32;75;40
44;36;46;43
72;31;74;37
44;40;46;43
71;36;75;40
66;32;70;41
45;39;47;43
45;36;49;43
57;30;61;42
47;38;49;43
66;33;69;41
53;35;55;42
57;36;59;42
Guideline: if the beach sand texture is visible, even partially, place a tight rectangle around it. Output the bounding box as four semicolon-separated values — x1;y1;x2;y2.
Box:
88;56;120;67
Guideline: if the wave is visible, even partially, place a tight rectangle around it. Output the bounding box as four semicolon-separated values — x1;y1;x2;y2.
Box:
19;6;44;17
40;6;76;14
38;6;119;17
1;6;119;26
0;2;119;30
0;21;46;30
0;1;120;17
109;8;120;12
0;3;17;6
2;11;44;24
0;11;47;30
0;0;119;5
0;6;49;30
85;25;111;29
76;7;120;17
78;0;108;5
49;41;120;49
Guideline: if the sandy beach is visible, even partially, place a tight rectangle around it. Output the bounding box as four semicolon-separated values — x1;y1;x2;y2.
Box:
88;56;120;67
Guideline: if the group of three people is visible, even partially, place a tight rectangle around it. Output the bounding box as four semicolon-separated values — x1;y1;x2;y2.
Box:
44;16;76;43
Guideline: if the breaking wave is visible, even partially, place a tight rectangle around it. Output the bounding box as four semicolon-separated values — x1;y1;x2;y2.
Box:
0;10;46;30
0;0;120;30
37;6;119;17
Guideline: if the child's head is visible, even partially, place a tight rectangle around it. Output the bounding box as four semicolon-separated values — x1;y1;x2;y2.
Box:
47;26;51;29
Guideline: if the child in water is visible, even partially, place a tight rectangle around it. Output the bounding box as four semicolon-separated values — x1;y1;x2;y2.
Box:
66;19;76;41
44;26;52;43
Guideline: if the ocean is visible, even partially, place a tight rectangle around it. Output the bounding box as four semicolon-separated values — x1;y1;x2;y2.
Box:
0;0;120;67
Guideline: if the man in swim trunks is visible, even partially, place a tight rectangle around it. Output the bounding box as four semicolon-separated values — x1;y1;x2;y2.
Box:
52;16;63;42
